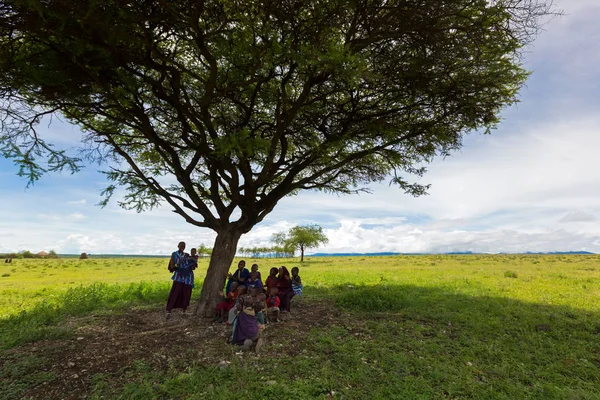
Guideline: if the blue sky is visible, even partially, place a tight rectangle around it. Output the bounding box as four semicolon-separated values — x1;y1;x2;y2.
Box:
2;0;600;255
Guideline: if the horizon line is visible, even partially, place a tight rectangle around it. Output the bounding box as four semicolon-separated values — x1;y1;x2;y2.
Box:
3;250;594;257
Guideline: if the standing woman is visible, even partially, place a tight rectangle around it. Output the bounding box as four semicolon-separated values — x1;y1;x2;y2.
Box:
226;260;250;295
165;242;195;319
277;266;295;313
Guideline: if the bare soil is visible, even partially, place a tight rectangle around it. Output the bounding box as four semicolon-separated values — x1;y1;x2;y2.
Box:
4;297;344;400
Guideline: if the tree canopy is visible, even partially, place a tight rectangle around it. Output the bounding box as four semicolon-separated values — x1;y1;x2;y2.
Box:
272;224;329;261
0;0;554;315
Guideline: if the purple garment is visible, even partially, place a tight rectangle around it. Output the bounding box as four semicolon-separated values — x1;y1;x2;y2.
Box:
233;311;259;345
166;281;193;311
247;272;263;290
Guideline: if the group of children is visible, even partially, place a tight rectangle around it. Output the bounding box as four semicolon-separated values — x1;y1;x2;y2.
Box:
164;245;305;353
215;261;303;353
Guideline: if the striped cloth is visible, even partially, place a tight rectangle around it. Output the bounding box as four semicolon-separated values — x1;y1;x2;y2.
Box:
171;251;195;287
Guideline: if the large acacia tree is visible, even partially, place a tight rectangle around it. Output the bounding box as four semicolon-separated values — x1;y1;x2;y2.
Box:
0;0;552;315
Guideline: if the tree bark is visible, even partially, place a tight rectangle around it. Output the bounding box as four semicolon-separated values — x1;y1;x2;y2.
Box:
300;245;304;262
194;228;241;317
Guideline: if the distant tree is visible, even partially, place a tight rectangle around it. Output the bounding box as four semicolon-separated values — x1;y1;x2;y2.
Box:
20;250;34;259
271;244;294;258
271;233;297;258
0;0;554;315
260;246;270;258
249;247;260;258
196;243;212;258
47;250;59;258
273;225;329;262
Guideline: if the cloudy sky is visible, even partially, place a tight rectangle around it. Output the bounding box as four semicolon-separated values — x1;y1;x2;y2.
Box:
1;1;599;255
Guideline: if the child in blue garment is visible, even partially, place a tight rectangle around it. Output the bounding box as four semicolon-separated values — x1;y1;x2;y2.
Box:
226;260;250;295
255;293;267;325
291;266;303;296
247;263;264;291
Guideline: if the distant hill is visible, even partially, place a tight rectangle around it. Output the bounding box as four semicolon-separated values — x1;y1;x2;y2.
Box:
32;250;593;259
309;252;403;257
524;251;595;255
308;251;595;257
57;254;168;258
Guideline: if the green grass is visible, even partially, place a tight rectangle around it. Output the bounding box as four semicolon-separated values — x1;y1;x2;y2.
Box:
0;282;169;349
1;254;600;399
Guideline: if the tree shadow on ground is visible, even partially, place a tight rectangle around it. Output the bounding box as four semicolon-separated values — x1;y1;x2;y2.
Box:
307;284;600;398
0;283;598;399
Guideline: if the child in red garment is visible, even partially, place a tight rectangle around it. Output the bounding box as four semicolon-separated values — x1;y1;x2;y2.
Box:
266;287;281;322
214;282;239;323
265;267;279;294
277;266;295;313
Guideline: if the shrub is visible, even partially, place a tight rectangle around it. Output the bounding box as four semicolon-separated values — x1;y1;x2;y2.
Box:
504;270;518;278
21;250;34;259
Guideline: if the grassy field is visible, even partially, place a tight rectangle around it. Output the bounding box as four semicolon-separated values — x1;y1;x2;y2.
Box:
1;254;599;399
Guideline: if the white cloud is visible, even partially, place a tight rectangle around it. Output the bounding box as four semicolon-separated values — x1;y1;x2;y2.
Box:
559;212;596;223
37;214;62;221
67;199;86;205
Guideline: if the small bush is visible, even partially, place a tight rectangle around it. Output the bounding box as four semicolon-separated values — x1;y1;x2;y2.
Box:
1;273;10;277
504;270;518;278
21;250;34;259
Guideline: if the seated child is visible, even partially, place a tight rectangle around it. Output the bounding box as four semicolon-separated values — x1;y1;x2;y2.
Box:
214;282;238;322
255;293;267;325
247;286;259;299
265;267;279;294
247;263;264;291
231;303;263;353
227;285;247;325
266;287;281;322
291;266;303;296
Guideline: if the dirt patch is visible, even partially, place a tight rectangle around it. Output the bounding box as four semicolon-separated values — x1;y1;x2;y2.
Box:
5;297;344;399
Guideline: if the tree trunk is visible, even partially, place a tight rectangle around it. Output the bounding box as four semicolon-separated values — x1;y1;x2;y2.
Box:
194;228;241;317
300;245;304;262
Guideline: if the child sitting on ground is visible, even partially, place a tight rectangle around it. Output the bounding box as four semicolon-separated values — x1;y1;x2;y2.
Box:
291;266;303;296
247;263;264;291
214;282;239;323
227;285;247;325
265;267;279;294
231;302;263;353
255;293;267;325
266;287;281;322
